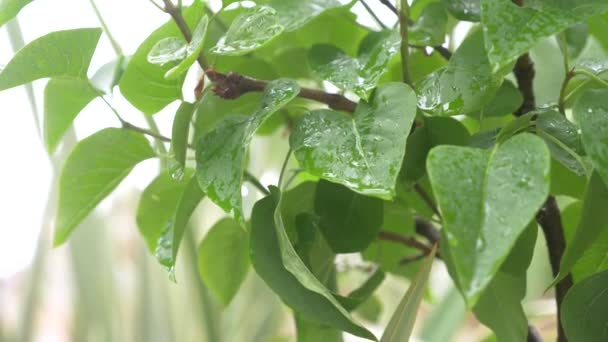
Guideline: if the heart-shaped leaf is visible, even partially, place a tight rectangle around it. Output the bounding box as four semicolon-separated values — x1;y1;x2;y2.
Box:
196;79;300;222
290;82;417;199
0;28;101;91
575;89;608;184
308;30;400;99
481;0;608;69
55;128;155;245
427;133;550;304
409;2;448;46
416;29;503;116
561;269;608;342
250;192;377;341
443;0;481;21
259;0;346;32
211;6;284;56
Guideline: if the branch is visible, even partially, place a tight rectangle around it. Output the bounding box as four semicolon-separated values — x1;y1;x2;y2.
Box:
513;53;536;116
379;0;398;15
398;0;412;85
415;218;441;245
414;183;442;219
536;196;572;342
360;0;388;29
409;44;452;60
206;70;358;112
378;230;433;255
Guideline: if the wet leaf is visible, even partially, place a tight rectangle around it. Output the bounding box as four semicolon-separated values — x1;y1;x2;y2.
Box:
211;6;284;56
427;133;550;304
169;102;196;181
196;79;299;222
55;128;155;245
260;0;346;32
575;89;608;183
410;3;448;46
308;30;400;99
0;28;101;90
416;29;502;116
443;0;481;21
481;0;608;69
119;0;205;114
291;83;417;199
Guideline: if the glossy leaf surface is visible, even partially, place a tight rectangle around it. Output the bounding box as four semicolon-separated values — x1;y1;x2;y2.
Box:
119;0;204;114
169;102;196;181
575;89;608;184
196;79;299;222
427;133;550;304
291;83;417;199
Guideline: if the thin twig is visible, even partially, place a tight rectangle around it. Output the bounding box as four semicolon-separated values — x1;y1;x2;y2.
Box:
360;0;388;29
378;230;433;255
89;0;123;56
414;183;442;219
123;121;172;143
558;69;575;114
398;0;412;85
278;148;292;189
244;172;270;195
409;44;452;60
379;0;398;15
206;70;358;112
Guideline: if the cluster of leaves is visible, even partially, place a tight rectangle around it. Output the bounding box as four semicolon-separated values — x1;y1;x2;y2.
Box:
3;0;608;340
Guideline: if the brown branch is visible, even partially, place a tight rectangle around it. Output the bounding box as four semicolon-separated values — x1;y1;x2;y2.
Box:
527;323;543;342
409;44;452;60
206;69;358;112
514;53;536;116
378;230;433;255
415;218;441;245
123;121;172;143
536;196;572;342
379;0;398;15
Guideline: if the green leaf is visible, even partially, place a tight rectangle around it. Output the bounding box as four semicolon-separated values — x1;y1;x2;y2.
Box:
416;29;503;116
165;15;209;79
409;3;448;46
481;0;608;69
379;244;437;342
280;182;317;241
314;180;383;253
259;0;346;32
588;13;608;52
473;223;537;342
211;6;284;56
197;218;250;306
0;28;101;91
136;170;193;252
555;172;608;282
43;79;99;154
0;0;33;27
196;79;300;222
535;109;589;176
156;175;205;277
561;269;608;342
471;80;523;118
427;133;550;304
402;116;471;185
356;295;383;323
550;159;587;199
339;269;386;311
575;89;608;184
169;102;196;182
119;0;205;114
443;0;480;21
91;56;128;95
291;83;417;199
55;128;155;245
563;23;589;59
308;30;400;99
147;37;187;65
250;194;377;341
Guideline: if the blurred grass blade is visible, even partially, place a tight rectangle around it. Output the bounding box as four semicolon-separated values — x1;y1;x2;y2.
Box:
380;245;437;342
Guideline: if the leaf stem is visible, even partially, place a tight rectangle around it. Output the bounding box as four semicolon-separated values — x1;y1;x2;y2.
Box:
88;0;123;56
360;0;388;29
379;0;398;15
558;69;575;114
244;172;271;195
398;0;412;85
142;115;168;155
278;148;292;189
378;230;433;256
414;183;442;220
